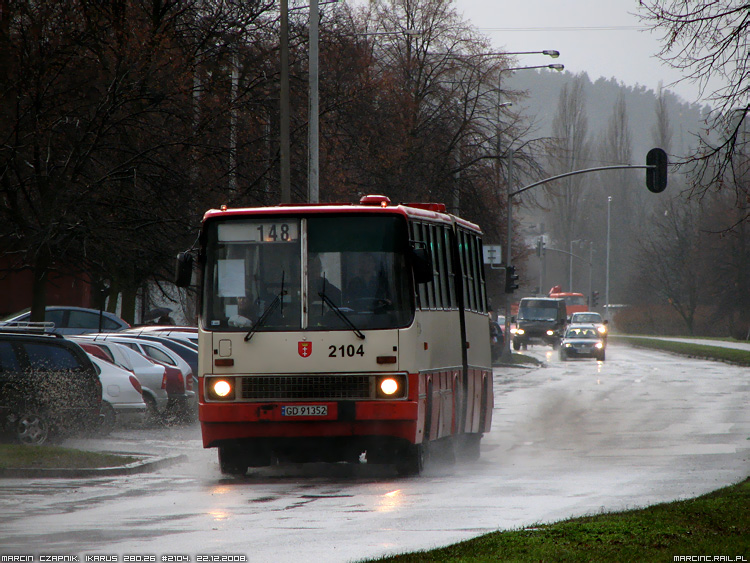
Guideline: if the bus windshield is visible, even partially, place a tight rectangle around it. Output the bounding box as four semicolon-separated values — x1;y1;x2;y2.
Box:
202;215;414;332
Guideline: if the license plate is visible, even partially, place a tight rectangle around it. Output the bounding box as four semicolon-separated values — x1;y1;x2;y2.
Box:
281;405;328;417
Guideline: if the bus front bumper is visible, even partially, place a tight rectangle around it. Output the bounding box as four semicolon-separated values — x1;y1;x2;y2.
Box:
199;400;419;448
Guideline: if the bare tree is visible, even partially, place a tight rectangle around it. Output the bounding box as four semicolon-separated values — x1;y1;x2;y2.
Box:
631;197;708;335
651;83;674;154
638;0;749;222
595;93;638;303
545;75;591;290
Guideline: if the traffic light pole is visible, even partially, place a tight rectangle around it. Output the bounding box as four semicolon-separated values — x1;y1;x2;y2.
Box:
501;151;667;361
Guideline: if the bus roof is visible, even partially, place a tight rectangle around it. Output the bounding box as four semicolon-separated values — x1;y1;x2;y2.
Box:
202;195;482;233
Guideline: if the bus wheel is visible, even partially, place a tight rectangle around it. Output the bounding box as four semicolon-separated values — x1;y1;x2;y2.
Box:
396;443;425;476
218;446;248;475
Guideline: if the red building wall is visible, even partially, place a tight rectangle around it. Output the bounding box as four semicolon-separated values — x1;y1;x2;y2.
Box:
0;255;93;317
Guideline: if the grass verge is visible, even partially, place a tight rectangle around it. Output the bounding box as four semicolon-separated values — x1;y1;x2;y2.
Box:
0;444;139;469
612;336;750;366
366;478;750;562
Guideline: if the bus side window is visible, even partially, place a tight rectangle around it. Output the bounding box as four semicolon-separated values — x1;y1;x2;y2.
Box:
434;225;450;309
412;222;430;311
428;224;442;309
443;227;456;308
474;236;488;313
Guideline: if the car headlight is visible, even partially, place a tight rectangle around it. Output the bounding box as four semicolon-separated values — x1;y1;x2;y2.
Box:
595;342;604;349
206;377;235;401
514;328;524;335
564;343;572;348
546;330;554;336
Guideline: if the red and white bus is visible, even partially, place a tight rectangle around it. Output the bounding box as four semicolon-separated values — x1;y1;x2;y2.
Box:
176;195;493;475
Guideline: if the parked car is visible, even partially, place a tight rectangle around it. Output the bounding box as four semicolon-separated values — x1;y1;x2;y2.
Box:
122;326;198;346
0;330;102;444
569;312;609;341
559;324;606;361
87;354;147;433
79;334;196;421
69;337;169;421
1;307;130;335
114;332;198;377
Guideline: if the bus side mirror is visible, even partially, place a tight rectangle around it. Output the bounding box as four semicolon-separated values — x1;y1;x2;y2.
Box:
411;247;433;285
175;252;194;287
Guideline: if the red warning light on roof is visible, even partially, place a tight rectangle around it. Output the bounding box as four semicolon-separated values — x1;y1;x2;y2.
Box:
359;195;391;207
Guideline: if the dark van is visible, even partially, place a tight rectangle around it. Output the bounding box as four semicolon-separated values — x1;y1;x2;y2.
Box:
512;298;567;350
0;331;102;444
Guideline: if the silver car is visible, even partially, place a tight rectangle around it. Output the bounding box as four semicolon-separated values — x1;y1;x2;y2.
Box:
559;324;606;361
2;307;130;335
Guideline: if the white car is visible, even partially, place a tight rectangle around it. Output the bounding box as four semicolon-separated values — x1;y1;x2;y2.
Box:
81;334;197;420
70;337;169;420
568;312;609;340
88;355;147;433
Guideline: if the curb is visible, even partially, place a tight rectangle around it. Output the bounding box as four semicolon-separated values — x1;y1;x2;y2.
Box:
0;453;188;478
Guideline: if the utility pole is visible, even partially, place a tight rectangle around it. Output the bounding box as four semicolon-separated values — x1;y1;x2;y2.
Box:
308;0;319;203
280;0;290;202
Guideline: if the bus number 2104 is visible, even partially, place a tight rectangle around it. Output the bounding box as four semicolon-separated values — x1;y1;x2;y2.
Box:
329;344;365;358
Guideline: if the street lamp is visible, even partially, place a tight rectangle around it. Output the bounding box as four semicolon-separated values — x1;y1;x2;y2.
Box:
605;196;612;320
308;24;419;203
498;59;564;359
569;238;585;290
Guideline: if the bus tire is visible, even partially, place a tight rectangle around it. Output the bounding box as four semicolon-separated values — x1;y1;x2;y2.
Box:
396;443;425;476
218;446;248;475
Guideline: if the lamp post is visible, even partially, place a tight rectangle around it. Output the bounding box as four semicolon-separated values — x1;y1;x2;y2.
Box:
569;238;585;290
280;0;290;202
307;25;419;203
498;58;564;359
308;0;320;203
605;196;612;320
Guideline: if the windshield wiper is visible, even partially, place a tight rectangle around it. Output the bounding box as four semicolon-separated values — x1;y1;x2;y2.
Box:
318;291;365;340
245;272;286;342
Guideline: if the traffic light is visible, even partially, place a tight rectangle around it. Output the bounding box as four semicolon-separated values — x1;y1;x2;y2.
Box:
535;237;545;257
505;265;519;293
646;147;668;193
591;291;599;307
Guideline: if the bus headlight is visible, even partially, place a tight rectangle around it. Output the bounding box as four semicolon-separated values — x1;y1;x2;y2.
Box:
546;330;555;336
380;378;399;395
206;377;235;401
376;374;406;399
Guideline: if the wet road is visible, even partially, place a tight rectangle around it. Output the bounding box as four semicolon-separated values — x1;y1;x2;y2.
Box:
1;342;748;562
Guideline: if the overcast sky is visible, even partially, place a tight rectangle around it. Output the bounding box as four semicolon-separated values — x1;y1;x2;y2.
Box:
454;0;703;105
